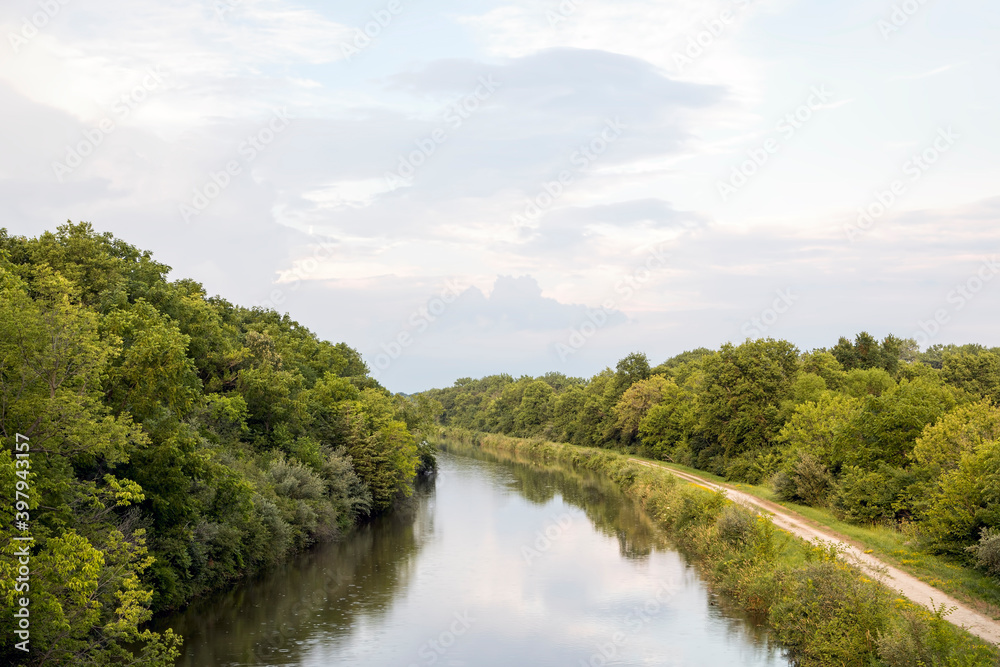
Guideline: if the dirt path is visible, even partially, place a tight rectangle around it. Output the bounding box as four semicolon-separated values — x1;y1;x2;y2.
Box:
628;458;1000;645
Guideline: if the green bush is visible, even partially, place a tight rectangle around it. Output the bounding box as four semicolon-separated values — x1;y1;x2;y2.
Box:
770;561;890;666
772;453;834;506
877;602;998;667
967;527;1000;578
716;504;756;546
833;464;915;525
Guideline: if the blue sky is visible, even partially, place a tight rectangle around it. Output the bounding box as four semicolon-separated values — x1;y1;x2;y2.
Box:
2;0;999;392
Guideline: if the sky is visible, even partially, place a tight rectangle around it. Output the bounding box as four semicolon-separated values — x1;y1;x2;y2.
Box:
1;0;999;393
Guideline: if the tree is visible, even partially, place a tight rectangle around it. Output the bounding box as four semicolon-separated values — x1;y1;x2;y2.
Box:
637;380;699;461
613;375;673;441
942;351;1000;404
835;377;958;469
831;332;905;375
516;380;555;434
777;394;861;472
921;439;1000;557
699;339;800;457
101;300;201;421
610;352;651;399
800;351;846;390
911;401;1000;479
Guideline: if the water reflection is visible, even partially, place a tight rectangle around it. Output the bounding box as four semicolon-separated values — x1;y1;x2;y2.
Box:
158;481;434;667
160;444;789;667
450;442;664;561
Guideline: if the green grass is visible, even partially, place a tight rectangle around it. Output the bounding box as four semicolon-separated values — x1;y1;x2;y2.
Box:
629;453;1000;619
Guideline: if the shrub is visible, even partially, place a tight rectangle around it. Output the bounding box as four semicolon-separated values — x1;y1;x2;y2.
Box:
833;464;914;525
772;453;833;506
723;454;760;483
268;455;325;500
967;527;1000;578
716;504;756;546
877;601;998;667
770;560;890;666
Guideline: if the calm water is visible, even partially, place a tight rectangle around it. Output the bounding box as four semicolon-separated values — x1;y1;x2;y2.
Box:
161;446;789;666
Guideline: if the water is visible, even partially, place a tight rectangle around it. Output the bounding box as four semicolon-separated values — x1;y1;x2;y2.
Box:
161;446;789;666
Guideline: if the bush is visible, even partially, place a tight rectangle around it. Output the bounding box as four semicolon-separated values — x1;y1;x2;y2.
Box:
770;561;890;666
877;601;998;667
833;464;914;525
772;453;833;506
723;453;768;483
716;504;756;546
967;527;1000;578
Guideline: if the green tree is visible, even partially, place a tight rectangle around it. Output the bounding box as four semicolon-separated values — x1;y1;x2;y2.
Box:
637;380;699;461
699;339;800;457
835;377;958;469
610;352;651;398
777;394;860;472
613;375;674;442
515;380;555;434
942;350;1000;404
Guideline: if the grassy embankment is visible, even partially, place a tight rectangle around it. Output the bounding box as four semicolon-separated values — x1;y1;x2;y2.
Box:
627;454;1000;620
438;428;1000;667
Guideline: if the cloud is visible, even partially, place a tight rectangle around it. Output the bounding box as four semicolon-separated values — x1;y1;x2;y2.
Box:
441;275;628;333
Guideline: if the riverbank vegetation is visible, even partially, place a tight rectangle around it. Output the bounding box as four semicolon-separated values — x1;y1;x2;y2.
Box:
445;429;999;666
0;223;433;665
421;338;1000;598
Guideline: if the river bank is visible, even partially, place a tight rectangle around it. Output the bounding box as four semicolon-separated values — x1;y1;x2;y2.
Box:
158;446;788;666
438;428;1000;667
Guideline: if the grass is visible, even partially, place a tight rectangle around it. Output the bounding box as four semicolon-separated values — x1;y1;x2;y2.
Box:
629;453;1000;619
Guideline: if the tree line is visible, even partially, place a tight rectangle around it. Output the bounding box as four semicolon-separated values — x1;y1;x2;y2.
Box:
0;223;435;665
421;334;1000;577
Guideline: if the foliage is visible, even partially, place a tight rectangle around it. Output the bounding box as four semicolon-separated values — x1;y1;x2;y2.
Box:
771;453;834;506
0;223;421;664
422;313;1000;586
770;560;891;666
967;528;1000;578
612;375;673;441
698;339;800;458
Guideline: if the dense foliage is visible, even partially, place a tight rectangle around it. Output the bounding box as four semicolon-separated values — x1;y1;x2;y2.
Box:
0;223;434;665
422;334;1000;577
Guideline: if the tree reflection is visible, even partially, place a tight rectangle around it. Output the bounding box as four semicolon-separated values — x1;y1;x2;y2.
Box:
443;441;666;560
156;483;435;666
